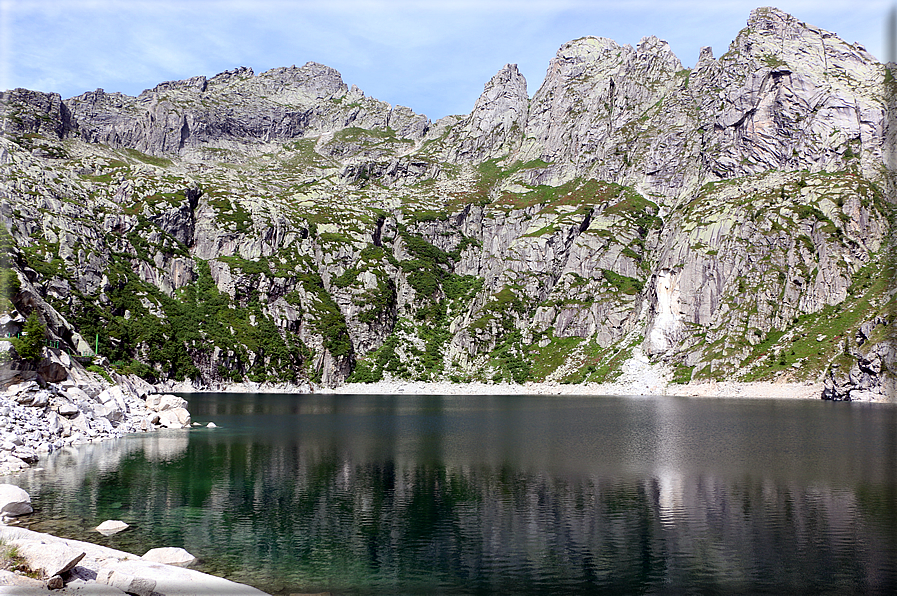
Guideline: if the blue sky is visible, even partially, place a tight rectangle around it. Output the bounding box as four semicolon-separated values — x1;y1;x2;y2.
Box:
1;1;892;121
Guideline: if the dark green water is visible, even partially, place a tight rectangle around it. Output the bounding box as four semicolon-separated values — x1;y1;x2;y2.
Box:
10;393;897;595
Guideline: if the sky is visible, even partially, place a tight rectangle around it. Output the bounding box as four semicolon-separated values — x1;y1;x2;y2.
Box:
0;1;893;121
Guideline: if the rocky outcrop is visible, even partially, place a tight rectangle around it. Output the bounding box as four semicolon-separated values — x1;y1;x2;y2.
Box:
823;316;896;401
63;62;430;159
445;64;529;163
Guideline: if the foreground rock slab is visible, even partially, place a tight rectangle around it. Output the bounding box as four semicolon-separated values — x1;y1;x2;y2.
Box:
12;540;85;577
0;526;269;595
96;568;156;596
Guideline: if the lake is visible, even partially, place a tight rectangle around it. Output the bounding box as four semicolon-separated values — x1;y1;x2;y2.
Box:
12;393;897;595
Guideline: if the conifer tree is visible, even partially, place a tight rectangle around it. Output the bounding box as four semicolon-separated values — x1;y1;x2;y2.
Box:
12;311;45;363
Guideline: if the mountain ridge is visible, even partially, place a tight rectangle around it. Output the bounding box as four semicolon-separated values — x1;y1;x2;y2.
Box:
0;6;894;401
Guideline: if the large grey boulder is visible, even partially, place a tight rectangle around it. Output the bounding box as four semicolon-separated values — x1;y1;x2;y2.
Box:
145;394;188;412
36;349;70;383
0;484;32;517
156;407;191;429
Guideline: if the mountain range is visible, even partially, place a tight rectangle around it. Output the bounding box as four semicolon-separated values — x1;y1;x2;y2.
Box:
0;7;894;400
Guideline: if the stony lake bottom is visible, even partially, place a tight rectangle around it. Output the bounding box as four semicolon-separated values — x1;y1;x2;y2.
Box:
9;392;897;595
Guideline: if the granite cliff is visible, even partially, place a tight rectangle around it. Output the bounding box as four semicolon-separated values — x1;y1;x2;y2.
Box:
0;7;894;400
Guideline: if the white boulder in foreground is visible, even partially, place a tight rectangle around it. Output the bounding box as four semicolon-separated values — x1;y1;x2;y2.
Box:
142;546;197;567
95;519;129;536
0;526;269;595
96;568;156;596
0;483;32;517
11;540;85;577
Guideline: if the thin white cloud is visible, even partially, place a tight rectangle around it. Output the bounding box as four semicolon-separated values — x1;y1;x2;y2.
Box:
1;0;892;117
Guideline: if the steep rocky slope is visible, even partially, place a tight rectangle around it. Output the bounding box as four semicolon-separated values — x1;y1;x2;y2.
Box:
0;7;894;400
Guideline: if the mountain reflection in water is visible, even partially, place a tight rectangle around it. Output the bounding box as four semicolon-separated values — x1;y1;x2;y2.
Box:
13;393;897;595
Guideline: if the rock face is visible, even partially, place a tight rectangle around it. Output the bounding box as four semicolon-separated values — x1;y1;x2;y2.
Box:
0;7;893;398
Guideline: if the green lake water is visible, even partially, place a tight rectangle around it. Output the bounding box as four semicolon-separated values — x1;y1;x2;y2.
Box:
10;393;897;594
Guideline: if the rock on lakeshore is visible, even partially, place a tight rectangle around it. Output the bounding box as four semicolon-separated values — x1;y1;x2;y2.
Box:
142;547;197;568
0;483;32;517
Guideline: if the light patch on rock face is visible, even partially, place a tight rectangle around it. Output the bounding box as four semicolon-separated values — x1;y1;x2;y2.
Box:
646;270;682;355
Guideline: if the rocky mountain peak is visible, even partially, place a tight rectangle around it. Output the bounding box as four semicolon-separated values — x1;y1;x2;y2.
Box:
444;63;529;162
472;63;528;120
253;62;348;101
150;75;209;94
695;46;715;68
207;66;254;86
746;6;815;40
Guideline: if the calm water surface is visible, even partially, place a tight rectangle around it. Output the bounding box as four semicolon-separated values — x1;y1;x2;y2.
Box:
12;393;897;595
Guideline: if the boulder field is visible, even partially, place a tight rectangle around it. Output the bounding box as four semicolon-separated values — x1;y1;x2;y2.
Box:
0;347;192;476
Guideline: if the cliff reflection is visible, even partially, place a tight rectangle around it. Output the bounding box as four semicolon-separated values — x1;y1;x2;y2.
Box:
14;394;897;595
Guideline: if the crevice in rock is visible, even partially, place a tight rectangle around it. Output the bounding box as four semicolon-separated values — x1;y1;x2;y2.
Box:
455;204;472;227
578;207;593;233
373;215;385;247
178;117;190;150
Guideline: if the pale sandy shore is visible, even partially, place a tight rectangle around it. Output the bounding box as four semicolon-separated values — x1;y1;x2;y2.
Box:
171;346;826;400
170;377;825;400
320;379;825;399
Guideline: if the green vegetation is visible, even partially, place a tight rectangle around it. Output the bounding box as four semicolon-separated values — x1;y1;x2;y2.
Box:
205;191;253;233
87;364;114;384
601;269;644;295
737;255;893;382
124;148;172;168
671;364;695;384
0;268;19;313
68;258;312;384
298;271;352;360
0;539;37;578
11;311;45;362
761;53;787;69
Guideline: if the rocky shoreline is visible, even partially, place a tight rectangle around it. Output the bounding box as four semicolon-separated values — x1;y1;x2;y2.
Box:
1;349;194;477
0;524;269;594
0;350;270;594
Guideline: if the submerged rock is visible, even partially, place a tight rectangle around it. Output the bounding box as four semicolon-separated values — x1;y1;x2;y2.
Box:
141;547;197;568
96;520;129;536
